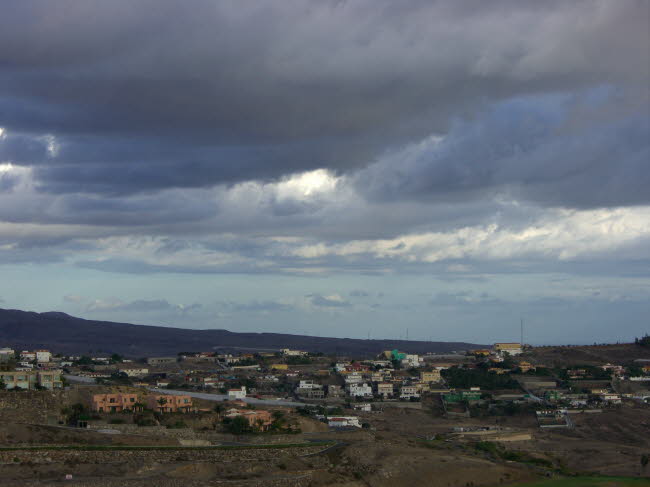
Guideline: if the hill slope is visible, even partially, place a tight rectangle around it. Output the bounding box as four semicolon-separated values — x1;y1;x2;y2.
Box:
0;308;484;357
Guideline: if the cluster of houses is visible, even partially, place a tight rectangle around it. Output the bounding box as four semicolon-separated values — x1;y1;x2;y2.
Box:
0;347;64;390
89;392;275;430
2;341;650;434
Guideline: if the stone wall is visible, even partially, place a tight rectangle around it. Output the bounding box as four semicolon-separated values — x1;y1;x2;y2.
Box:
0;390;69;424
86;423;198;439
0;444;325;467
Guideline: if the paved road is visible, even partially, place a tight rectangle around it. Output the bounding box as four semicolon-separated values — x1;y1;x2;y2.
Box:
63;374;96;384
63;375;304;407
151;388;304;407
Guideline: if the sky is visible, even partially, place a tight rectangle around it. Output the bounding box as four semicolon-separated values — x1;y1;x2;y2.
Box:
0;0;649;345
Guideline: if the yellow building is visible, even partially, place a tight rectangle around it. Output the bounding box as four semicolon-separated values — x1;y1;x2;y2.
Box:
271;363;288;370
420;370;442;383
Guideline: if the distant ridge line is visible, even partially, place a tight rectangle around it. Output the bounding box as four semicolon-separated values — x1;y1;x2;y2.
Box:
0;308;486;357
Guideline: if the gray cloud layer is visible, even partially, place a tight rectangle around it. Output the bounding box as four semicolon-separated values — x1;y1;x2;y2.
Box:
1;0;647;203
0;2;649;342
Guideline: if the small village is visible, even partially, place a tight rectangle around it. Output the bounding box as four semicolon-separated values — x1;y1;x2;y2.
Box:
2;339;650;434
1;338;650;485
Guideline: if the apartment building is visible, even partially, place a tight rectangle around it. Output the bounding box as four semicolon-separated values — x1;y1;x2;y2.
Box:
91;393;139;413
225;409;272;430
377;382;394;398
0;370;62;390
147;394;193;413
420;370;441;383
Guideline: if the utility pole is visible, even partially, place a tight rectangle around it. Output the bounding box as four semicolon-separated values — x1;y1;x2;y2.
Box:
520;318;524;347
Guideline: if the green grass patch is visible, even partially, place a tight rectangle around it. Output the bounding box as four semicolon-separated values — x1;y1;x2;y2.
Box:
502;476;650;487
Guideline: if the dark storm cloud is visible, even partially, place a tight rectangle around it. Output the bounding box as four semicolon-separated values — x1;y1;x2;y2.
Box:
0;0;647;203
359;93;650;208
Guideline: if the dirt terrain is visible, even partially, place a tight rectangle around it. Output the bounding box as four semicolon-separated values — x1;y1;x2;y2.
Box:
524;344;650;367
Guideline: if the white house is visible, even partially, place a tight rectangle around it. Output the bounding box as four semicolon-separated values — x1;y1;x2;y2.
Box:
334;363;349;372
118;368;149;377
35;350;52;363
344;373;363;385
401;354;423;368
20;351;36;361
328;416;361;428
353;403;372;412
298;380;320;389
400;385;420;400
348;383;373;398
282;349;307;357
228;386;247;400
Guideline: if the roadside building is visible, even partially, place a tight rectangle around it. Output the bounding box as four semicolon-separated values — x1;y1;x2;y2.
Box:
296;380;325;399
328;416;361;428
0;370;62;390
146;357;177;366
348;383;373;398
92;393;139;413
147;394;193;412
228;386;247;400
118;368;149;377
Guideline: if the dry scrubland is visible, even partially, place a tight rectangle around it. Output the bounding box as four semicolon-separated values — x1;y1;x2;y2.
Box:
1;344;650;486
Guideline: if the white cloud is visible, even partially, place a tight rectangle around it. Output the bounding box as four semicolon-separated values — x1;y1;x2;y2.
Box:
288;206;650;264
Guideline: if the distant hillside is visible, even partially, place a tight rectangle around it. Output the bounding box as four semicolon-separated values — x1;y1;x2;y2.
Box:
523;343;650;366
0;308;485;357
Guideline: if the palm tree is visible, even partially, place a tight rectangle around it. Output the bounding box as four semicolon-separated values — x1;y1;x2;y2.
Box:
156;397;168;413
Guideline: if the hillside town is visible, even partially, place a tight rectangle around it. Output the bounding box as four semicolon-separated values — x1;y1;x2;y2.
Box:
1;337;650;485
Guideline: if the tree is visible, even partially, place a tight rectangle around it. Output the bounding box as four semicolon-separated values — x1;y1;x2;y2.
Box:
156;397;168;413
636;335;650;348
223;415;251;435
641;454;649;473
110;353;123;363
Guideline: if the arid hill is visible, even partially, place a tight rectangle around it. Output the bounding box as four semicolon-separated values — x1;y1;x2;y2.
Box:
522;342;650;367
0;308;484;357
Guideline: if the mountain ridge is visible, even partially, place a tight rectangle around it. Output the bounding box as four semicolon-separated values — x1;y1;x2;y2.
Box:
0;307;485;357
